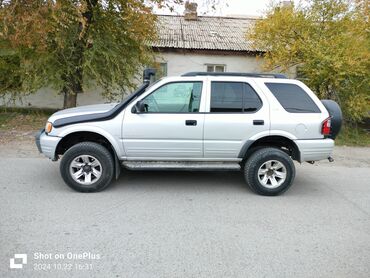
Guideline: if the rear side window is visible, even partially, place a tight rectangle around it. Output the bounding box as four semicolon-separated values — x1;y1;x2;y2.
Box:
265;83;320;113
210;82;262;113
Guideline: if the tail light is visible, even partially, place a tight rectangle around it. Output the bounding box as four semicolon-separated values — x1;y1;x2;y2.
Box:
321;117;331;136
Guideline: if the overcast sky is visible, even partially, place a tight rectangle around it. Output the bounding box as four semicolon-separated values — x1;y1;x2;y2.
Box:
155;0;301;17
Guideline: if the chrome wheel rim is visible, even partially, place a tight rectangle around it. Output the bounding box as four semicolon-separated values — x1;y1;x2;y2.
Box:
69;155;102;186
257;160;287;189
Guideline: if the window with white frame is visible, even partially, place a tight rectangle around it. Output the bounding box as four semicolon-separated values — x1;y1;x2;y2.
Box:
206;64;226;73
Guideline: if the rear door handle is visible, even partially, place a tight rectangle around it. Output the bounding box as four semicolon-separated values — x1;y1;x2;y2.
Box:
185;120;197;126
253;120;264;125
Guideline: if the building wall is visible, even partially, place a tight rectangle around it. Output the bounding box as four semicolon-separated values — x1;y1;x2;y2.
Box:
1;50;265;109
156;51;263;76
1;86;108;110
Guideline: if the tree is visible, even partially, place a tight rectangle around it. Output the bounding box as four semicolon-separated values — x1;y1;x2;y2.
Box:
0;0;176;108
248;0;369;123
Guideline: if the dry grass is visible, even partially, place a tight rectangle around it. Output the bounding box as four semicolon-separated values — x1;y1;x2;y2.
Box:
0;109;52;144
336;125;370;147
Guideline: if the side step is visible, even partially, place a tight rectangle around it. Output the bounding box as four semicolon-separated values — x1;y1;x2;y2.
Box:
122;161;241;171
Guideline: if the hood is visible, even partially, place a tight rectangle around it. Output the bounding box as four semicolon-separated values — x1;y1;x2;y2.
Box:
48;103;118;123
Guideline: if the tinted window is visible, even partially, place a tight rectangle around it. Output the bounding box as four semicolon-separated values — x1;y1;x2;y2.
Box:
265;83;320;113
243;83;263;112
142;82;202;113
210;82;262;113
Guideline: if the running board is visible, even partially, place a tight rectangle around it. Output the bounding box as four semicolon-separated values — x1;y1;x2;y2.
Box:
122;161;241;171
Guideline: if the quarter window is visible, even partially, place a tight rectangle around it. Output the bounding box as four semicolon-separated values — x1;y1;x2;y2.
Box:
265;83;320;113
142;82;202;113
210;82;262;113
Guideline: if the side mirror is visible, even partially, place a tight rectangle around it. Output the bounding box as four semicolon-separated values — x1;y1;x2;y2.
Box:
132;100;146;114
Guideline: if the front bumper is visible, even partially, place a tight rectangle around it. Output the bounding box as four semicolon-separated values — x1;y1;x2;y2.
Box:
35;129;44;153
295;139;334;162
35;129;62;160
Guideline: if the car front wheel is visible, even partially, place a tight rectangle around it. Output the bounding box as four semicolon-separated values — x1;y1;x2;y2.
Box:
60;142;114;192
244;147;295;196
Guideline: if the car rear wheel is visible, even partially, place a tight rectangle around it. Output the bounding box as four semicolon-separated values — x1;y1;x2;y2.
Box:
60;142;114;192
244;147;295;196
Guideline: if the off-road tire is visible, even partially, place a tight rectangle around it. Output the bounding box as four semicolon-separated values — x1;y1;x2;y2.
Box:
60;142;114;192
244;147;295;196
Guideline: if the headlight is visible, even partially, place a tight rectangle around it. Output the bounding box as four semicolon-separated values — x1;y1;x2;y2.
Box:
45;122;53;134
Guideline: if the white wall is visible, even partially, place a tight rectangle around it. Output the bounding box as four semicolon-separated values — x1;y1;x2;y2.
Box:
1;86;108;110
156;51;264;76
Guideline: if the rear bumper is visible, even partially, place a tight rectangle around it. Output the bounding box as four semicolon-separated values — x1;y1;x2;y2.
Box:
35;129;62;160
295;139;334;162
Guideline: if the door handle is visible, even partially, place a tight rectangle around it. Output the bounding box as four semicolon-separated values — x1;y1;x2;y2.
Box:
253;120;264;125
185;120;197;126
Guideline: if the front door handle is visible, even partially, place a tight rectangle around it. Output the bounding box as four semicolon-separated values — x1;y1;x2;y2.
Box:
253;120;264;125
185;120;197;126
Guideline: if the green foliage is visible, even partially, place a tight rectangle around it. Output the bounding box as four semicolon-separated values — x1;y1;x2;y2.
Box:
249;0;370;123
0;0;166;107
0;45;21;95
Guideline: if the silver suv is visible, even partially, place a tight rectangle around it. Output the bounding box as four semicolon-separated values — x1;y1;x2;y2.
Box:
36;70;342;195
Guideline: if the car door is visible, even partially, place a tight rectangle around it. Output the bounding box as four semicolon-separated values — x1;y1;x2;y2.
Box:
122;80;206;159
203;79;269;159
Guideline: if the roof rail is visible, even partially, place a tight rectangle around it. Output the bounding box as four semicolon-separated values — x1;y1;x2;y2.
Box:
181;72;287;79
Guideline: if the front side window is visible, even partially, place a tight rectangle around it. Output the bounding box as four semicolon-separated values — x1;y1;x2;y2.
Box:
142;82;203;113
265;83;320;113
210;82;262;113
